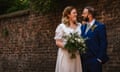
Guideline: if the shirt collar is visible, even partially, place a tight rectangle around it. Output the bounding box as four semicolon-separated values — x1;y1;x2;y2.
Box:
87;19;95;26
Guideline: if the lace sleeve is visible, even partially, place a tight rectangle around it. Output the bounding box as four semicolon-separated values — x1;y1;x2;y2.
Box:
54;24;64;40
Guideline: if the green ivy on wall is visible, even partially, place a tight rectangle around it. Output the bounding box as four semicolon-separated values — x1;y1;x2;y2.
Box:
2;28;9;37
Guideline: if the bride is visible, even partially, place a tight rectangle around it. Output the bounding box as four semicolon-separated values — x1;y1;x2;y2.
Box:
54;6;82;72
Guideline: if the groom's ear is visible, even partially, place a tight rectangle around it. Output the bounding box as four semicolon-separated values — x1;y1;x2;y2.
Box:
88;14;92;18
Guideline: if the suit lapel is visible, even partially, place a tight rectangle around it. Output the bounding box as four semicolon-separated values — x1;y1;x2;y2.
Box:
85;21;97;35
81;24;87;37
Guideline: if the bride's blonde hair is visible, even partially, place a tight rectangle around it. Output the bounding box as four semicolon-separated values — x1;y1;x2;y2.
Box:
62;6;77;26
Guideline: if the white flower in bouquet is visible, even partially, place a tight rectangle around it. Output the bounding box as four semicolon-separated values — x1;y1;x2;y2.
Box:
62;32;87;59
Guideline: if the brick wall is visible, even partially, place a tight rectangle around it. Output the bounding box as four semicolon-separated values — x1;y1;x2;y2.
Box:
0;10;61;72
0;0;120;72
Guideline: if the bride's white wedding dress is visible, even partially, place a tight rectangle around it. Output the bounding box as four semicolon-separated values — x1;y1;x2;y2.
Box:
54;23;82;72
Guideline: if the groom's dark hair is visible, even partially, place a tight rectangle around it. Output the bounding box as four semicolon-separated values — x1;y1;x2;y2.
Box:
85;6;96;18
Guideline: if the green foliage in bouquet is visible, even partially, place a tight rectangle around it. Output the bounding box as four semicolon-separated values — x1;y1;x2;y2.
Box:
63;32;87;59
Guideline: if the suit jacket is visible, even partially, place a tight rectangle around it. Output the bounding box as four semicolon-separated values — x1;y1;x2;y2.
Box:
81;20;109;64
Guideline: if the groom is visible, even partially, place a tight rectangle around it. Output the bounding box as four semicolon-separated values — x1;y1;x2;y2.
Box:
80;6;109;72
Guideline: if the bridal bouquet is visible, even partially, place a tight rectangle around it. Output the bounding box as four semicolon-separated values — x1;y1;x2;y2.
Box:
63;32;87;59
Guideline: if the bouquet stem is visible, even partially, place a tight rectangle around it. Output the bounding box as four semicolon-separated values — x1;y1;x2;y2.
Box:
70;53;76;59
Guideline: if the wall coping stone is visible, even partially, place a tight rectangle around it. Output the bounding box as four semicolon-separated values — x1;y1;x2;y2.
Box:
0;9;30;19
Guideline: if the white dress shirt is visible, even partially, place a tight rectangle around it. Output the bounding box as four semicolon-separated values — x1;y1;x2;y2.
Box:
85;19;95;34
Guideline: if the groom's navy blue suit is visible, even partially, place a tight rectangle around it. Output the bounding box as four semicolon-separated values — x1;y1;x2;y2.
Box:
81;20;109;72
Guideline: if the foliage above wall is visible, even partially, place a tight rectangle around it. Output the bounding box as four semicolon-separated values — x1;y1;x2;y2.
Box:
0;0;29;15
30;0;59;13
29;0;80;14
6;0;29;13
0;0;79;15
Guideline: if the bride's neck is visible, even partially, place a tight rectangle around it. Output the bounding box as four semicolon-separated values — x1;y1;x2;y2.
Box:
69;21;77;29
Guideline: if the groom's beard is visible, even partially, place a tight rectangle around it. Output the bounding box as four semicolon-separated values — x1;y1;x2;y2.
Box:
81;16;89;22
